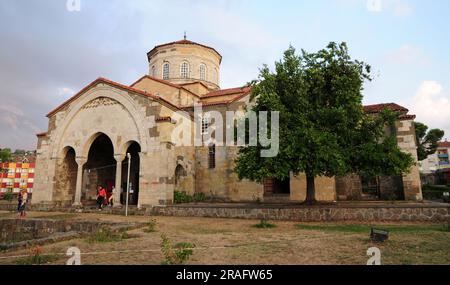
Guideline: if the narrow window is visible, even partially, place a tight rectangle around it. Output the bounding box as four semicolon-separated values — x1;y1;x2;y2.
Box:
181;62;189;78
201;116;210;135
163;63;170;80
200;64;206;81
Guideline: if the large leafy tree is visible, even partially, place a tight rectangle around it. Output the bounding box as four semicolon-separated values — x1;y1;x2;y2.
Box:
235;43;414;204
414;122;444;161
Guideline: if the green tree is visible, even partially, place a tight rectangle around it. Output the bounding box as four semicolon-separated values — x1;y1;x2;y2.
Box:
235;43;415;204
0;148;12;163
414;122;445;161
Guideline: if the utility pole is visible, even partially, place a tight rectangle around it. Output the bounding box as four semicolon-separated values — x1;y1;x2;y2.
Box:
125;153;131;217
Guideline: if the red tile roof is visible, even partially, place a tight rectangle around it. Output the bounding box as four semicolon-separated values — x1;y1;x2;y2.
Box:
438;141;450;148
47;77;181;117
203;86;252;99
398;114;416;120
179;81;212;90
147;39;222;62
363;103;409;114
155;116;172;122
130;75;201;98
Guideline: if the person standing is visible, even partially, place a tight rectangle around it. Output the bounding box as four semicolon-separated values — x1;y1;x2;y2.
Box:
17;190;23;217
97;186;107;210
19;190;28;218
108;186;115;207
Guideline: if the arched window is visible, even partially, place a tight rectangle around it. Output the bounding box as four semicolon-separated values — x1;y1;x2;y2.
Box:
199;64;207;81
208;145;216;169
213;68;219;83
201;115;210;135
180;62;189;79
163;63;170;80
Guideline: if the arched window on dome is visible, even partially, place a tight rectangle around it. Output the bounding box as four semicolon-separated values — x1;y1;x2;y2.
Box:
180;61;190;79
199;64;207;81
163;63;170;80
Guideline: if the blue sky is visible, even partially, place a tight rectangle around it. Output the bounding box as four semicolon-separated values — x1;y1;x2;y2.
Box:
0;0;449;149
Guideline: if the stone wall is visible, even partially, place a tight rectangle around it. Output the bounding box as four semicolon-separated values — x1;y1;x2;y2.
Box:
153;204;450;222
336;175;363;200
396;119;423;201
290;174;337;202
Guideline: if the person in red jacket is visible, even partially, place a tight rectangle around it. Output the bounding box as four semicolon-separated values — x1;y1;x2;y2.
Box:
97;186;107;210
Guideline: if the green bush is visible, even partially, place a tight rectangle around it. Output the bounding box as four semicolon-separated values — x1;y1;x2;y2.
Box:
174;191;208;204
160;234;195;265
252;219;277;229
174;191;193;204
3;191;14;202
193;192;207;202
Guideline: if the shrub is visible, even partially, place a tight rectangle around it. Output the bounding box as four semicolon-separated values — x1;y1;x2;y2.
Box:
16;246;59;265
3;191;14;202
252;219;277;229
160;234;195;265
193;192;207;202
144;219;157;233
174;191;208;204
87;227;125;243
174;191;193;204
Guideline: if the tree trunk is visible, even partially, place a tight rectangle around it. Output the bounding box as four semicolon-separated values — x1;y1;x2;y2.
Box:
304;174;317;205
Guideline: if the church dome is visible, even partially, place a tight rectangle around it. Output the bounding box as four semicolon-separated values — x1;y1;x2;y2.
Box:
147;38;222;90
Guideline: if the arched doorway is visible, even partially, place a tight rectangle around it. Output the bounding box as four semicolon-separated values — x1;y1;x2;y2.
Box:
121;142;141;206
174;164;187;192
83;134;116;203
54;147;77;204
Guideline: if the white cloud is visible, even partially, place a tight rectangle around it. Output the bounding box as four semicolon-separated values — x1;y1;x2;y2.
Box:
367;0;383;12
409;81;450;139
385;44;431;66
365;0;413;17
58;87;76;97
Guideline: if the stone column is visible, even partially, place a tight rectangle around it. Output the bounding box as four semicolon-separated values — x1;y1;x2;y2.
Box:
114;154;125;207
73;157;87;206
396;119;423;201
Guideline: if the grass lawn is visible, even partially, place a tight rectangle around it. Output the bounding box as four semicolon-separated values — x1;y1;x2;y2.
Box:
0;212;449;265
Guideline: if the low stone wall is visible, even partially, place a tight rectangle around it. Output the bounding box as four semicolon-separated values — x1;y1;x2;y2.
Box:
1;201;449;222
152;204;450;222
0;218;143;251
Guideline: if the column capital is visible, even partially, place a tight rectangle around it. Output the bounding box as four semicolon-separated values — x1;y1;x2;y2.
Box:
114;154;126;163
75;157;87;166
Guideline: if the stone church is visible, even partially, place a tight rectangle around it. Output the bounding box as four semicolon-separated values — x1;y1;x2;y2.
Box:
32;38;423;207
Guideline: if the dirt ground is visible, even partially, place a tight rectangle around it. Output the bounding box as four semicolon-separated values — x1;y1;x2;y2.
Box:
0;211;449;265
